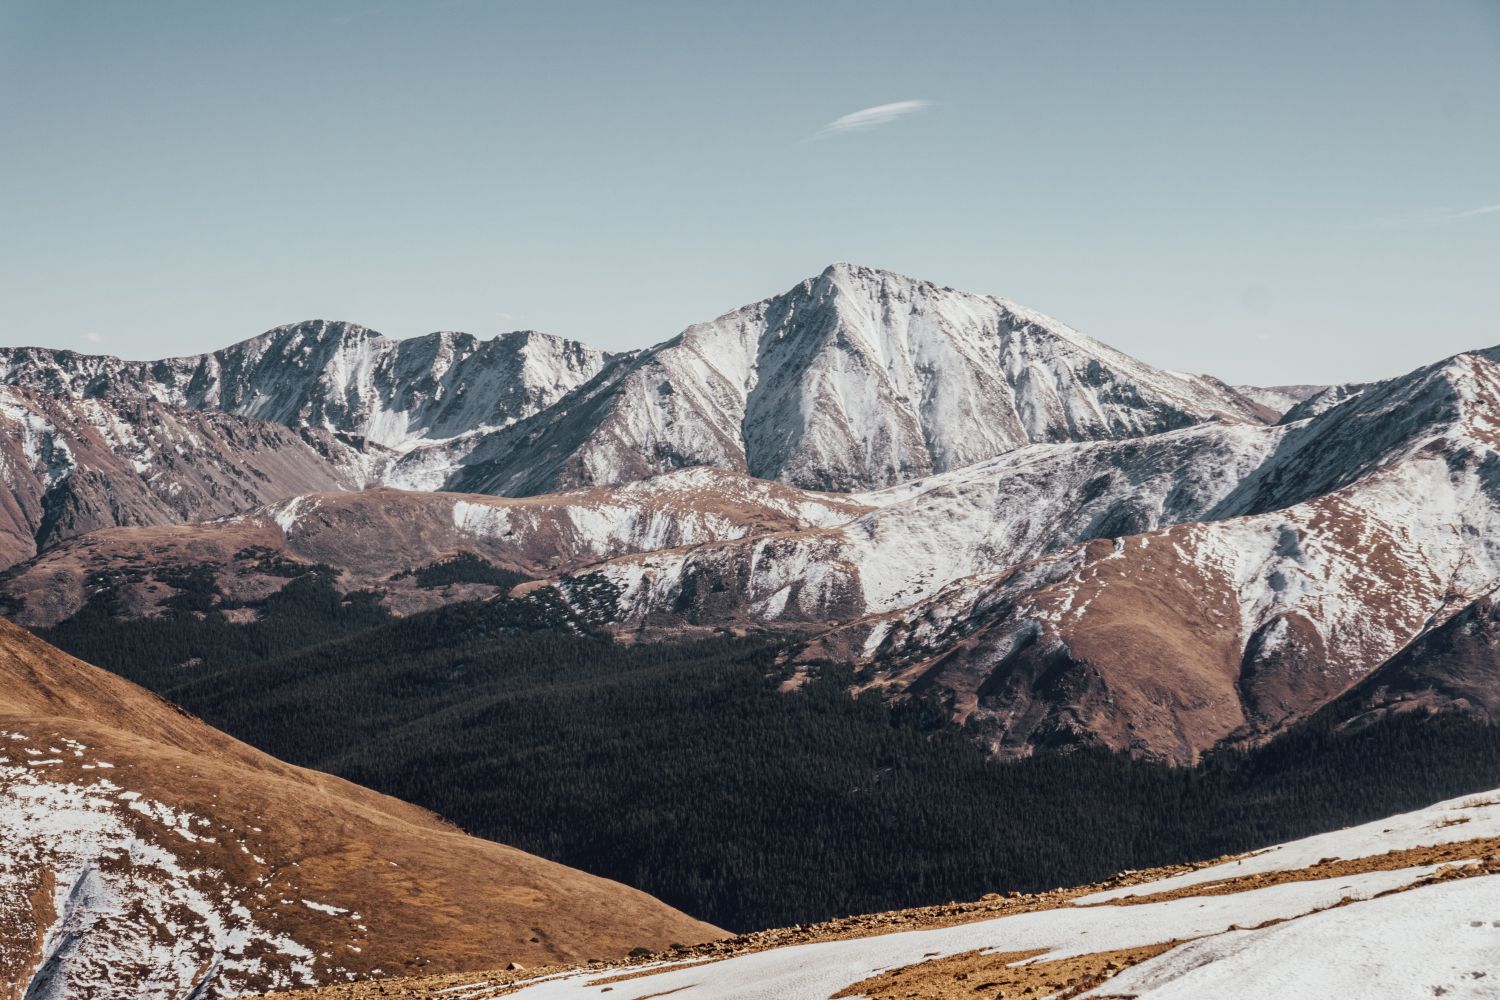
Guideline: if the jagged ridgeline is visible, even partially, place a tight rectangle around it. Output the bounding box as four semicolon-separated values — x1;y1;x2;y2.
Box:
0;263;1268;566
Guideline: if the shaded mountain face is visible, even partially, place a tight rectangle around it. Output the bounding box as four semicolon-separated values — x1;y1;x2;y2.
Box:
0;387;381;568
440;263;1270;495
0;620;718;999
1331;594;1500;731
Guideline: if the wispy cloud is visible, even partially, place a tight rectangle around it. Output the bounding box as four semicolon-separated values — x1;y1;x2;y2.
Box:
811;100;931;140
83;332;103;344
1369;201;1500;229
1452;203;1500;220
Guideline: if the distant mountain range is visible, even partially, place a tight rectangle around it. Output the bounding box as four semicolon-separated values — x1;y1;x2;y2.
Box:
1;263;1480;764
3;263;1498;995
0;264;1277;563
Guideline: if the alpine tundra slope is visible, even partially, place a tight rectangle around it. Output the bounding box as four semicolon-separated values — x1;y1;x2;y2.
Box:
267;789;1500;999
0;619;718;999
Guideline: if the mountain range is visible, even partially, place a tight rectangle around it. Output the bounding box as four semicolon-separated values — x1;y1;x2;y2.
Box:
0;263;1274;565
0;265;1490;763
2;263;1498;995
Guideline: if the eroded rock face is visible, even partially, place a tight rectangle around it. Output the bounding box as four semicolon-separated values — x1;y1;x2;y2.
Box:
0;323;608;454
0;387;382;568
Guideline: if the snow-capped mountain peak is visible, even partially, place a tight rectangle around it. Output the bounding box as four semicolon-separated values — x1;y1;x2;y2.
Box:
438;263;1272;496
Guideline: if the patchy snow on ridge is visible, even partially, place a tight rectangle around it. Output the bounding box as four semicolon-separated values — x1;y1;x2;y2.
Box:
1079;789;1500;903
557;420;1287;628
0;731;316;998
504;870;1446;1000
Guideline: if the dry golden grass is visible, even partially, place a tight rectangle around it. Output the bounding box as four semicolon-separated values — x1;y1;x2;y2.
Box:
0;618;721;992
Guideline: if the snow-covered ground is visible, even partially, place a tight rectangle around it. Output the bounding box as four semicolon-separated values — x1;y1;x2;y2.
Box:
493;790;1500;1000
0;729;319;998
1090;876;1500;999
1079;788;1500;903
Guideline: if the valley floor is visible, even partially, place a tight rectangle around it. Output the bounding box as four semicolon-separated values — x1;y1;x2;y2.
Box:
264;790;1500;999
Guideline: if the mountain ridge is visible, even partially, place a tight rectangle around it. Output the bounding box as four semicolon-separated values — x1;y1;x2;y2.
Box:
1;264;1273;500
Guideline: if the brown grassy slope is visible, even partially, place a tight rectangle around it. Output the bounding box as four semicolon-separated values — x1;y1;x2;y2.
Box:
0;618;722;988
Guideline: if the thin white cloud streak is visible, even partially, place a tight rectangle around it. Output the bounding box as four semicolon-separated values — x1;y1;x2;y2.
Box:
810;100;931;140
84;332;103;344
1365;201;1500;229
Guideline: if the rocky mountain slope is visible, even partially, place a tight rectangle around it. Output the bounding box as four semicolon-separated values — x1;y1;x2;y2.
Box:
267;789;1500;1000
552;420;1283;632
530;345;1500;762
0;323;607;455
1;265;1270;503
1330;592;1500;732
0;620;718;999
0;468;867;626
441;263;1270;495
0;386;381;569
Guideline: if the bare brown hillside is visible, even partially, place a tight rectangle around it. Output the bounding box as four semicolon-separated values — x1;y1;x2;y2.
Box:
0;619;720;998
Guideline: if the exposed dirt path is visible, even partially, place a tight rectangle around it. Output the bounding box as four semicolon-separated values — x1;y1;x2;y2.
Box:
833;944;1180;1000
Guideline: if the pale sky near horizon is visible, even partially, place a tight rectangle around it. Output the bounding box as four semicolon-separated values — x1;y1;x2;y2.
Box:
1;0;1497;386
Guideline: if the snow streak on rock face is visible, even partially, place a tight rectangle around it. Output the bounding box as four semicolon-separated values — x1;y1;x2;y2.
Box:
441;263;1269;496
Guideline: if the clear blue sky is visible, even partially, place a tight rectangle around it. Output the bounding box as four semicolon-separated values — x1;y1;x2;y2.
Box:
2;1;1496;385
